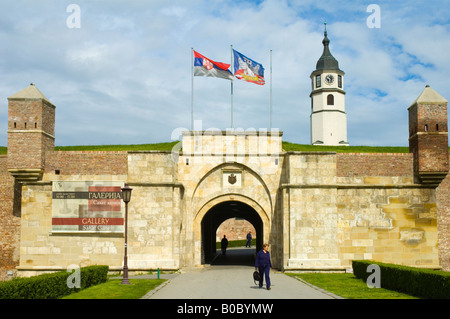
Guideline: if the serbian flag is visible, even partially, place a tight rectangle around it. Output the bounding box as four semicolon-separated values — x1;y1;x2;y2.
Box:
232;49;265;85
193;50;234;80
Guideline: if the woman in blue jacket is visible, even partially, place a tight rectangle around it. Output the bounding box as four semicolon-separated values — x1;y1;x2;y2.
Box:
255;243;272;290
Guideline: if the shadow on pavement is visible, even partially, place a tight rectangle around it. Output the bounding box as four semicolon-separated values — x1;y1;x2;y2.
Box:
210;247;256;266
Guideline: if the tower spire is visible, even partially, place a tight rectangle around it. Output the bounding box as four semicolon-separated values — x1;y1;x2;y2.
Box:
315;23;340;71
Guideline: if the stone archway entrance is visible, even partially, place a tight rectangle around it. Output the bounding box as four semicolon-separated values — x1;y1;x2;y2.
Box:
194;194;270;267
201;200;263;265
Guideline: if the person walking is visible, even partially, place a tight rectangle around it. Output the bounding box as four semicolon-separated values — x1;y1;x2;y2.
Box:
246;231;252;248
221;235;228;256
255;243;272;290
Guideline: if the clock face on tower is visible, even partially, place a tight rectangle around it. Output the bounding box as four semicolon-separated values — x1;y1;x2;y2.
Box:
325;74;334;85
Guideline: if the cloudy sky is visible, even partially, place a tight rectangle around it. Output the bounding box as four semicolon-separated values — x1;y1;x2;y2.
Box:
1;0;449;147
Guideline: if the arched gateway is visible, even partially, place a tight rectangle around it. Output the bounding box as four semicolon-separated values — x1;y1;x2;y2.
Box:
194;195;269;265
179;130;283;268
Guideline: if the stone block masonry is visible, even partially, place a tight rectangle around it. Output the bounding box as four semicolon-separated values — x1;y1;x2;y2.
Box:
336;153;413;177
45;151;128;176
337;152;450;269
436;157;450;271
0;156;21;280
216;218;256;242
7;95;55;171
0;149;128;279
408;86;449;184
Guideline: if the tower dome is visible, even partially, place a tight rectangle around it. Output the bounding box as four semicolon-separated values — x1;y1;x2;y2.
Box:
315;24;342;72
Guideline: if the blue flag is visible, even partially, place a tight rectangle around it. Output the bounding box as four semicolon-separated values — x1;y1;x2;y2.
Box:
232;49;265;85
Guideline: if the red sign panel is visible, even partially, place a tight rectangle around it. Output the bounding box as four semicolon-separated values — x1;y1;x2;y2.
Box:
52;183;125;233
88;186;122;212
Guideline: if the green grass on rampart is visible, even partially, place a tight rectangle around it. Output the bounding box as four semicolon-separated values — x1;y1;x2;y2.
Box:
281;142;410;153
54;141;179;152
1;141;449;155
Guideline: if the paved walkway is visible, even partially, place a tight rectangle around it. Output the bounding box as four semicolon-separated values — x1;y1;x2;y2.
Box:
139;248;342;299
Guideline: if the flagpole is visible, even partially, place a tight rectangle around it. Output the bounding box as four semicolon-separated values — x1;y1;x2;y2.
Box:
230;44;234;129
191;48;194;131
270;49;273;130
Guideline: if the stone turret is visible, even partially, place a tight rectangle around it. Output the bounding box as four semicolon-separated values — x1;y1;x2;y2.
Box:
7;83;55;181
408;85;449;185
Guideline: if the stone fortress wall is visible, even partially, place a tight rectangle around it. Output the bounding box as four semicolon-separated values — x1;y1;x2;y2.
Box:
0;84;449;280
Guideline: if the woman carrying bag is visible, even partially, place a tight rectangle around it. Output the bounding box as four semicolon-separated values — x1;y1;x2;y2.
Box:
254;243;272;290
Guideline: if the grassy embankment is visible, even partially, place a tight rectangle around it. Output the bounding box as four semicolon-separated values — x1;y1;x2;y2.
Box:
1;141;431;154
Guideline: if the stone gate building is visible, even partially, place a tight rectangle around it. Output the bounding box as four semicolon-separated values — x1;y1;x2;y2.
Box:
0;81;449;280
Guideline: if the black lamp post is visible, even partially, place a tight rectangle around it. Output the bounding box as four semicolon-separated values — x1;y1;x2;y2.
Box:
121;183;132;285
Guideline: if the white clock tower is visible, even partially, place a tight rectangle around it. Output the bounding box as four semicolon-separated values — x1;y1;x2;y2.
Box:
310;25;349;146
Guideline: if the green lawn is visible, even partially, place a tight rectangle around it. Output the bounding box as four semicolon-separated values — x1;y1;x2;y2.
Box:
287;273;419;299
62;278;166;299
61;273;418;299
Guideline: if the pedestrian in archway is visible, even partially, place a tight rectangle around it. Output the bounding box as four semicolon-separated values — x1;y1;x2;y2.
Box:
246;231;252;247
255;243;272;290
221;235;228;256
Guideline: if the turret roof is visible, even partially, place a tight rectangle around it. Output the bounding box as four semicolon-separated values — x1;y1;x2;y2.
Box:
8;83;51;103
412;85;448;105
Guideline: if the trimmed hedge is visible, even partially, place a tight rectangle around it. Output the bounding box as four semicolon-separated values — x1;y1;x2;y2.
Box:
0;265;108;299
352;260;450;299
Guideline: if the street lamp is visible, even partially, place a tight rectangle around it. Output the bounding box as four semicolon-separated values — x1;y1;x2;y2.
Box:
121;183;132;285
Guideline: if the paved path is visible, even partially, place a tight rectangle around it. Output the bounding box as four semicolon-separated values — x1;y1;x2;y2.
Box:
141;248;342;299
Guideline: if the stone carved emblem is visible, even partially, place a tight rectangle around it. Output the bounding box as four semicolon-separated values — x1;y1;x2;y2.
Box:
228;173;237;185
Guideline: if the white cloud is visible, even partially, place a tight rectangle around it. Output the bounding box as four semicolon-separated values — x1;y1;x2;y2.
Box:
0;0;449;147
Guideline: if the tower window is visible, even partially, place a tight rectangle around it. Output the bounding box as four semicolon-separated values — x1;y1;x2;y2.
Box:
327;94;334;105
316;75;321;88
424;124;428;132
35;122;37;128
24;122;27;129
14;122;16;128
338;75;342;88
436;124;439;131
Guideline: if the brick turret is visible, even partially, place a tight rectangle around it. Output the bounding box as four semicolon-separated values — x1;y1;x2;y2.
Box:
408;85;449;185
7;83;55;181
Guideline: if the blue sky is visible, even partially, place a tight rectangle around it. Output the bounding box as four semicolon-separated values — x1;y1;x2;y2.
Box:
1;0;449;147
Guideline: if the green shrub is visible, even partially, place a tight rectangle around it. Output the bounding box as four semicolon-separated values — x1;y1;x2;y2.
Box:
352;260;450;299
0;265;108;299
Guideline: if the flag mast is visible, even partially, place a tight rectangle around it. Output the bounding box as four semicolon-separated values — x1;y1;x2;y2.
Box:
230;44;234;129
270;49;273;130
191;47;194;131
